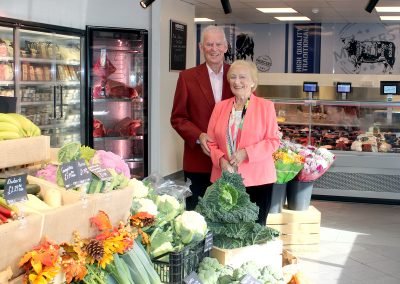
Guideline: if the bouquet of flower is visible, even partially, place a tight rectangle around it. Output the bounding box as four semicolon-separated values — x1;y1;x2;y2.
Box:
294;145;336;182
273;140;305;184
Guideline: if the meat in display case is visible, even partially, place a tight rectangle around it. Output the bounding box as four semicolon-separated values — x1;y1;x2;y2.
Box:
0;17;85;147
274;99;400;153
86;26;148;179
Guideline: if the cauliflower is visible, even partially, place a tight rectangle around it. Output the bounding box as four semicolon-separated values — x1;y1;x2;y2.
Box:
156;194;182;222
131;198;158;216
129;178;149;198
174;211;207;244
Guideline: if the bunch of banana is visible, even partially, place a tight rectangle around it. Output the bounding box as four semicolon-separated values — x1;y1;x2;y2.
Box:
0;113;41;140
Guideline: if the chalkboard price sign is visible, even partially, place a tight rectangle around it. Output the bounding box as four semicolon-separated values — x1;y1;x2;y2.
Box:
61;159;92;189
240;274;262;284
89;164;112;181
170;20;187;71
4;174;28;204
204;233;213;252
183;271;202;284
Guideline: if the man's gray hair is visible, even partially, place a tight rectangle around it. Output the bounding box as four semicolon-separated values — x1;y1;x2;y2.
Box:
200;25;227;44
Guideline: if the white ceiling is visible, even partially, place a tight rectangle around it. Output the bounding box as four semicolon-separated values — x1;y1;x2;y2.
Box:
181;0;400;24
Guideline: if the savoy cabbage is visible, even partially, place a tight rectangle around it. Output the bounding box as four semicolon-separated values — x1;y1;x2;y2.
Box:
195;172;279;249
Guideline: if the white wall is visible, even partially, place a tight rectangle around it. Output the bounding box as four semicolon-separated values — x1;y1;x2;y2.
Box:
150;0;195;176
0;0;150;30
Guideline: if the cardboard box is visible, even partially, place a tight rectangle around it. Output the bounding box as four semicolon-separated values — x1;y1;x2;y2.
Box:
211;239;283;269
0;136;50;169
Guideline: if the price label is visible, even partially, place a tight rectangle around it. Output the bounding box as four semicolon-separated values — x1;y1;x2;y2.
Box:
89;164;112;181
61;159;92;189
240;275;262;284
183;271;202;284
4;174;28;204
204;233;213;253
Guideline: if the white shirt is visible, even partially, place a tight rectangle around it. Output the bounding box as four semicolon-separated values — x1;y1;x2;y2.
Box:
206;64;223;103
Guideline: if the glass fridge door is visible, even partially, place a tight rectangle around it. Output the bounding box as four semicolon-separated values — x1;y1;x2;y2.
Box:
0;26;14;97
17;28;82;147
87;27;148;179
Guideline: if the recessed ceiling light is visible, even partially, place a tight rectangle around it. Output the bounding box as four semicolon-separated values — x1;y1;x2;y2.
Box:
380;16;400;20
257;8;298;13
194;18;215;22
376;7;400;12
275;16;311;21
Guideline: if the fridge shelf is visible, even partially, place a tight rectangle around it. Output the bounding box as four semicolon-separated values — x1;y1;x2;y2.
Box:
20;57;80;66
0;56;13;62
20;81;80;86
20;99;80;106
93;97;143;103
0;80;13;86
94;135;144;141
125;158;144;163
39;121;80;130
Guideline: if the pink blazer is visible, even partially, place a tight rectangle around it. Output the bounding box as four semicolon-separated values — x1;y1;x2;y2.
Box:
207;94;280;186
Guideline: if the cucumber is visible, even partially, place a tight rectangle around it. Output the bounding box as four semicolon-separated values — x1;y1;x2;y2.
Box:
26;184;41;195
0;179;5;189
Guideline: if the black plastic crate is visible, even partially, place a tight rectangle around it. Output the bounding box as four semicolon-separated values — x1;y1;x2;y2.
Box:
152;232;212;284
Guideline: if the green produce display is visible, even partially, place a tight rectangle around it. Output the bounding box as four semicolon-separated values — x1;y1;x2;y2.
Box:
196;172;280;249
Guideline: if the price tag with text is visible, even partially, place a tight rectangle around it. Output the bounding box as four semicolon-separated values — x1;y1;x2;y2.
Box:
4;174;28;204
89;164;112;181
240;274;262;284
204;233;213;253
61;159;92;189
183;271;202;284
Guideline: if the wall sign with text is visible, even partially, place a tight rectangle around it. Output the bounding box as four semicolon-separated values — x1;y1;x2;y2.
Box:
170;20;187;71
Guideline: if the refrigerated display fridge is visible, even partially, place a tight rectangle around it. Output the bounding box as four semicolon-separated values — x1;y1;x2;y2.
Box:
85;26;148;179
0;17;86;147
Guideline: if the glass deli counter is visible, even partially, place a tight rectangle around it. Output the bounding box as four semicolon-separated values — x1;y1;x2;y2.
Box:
257;85;400;201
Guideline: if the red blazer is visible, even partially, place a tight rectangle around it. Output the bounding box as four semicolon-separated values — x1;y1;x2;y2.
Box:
207;94;280;186
171;63;233;173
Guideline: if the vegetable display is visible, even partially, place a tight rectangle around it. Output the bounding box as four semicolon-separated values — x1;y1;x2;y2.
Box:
198;257;284;284
196;172;280;249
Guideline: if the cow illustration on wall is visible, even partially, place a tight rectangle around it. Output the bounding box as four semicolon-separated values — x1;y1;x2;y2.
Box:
341;35;395;74
224;42;234;64
236;33;254;61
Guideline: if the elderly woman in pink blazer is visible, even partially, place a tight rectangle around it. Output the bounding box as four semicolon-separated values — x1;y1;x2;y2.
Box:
207;60;280;225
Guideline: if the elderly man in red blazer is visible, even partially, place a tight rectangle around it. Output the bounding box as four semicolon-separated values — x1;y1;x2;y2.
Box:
171;25;233;210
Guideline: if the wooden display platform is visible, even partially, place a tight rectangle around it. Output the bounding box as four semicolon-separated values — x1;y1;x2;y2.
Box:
267;206;321;252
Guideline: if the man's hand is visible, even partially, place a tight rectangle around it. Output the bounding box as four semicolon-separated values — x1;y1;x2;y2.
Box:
220;157;235;173
199;132;213;156
229;148;248;167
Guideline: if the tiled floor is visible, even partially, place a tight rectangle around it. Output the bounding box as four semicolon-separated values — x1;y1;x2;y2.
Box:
295;200;400;284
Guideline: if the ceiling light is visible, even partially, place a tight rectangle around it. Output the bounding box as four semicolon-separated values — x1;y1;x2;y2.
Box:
275;16;311;21
380;16;400;20
140;0;155;8
257;8;298;13
194;18;215;22
376;6;400;12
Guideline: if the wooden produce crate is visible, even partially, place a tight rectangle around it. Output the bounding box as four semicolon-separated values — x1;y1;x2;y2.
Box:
267;206;321;252
91;187;134;226
0;213;43;278
211;239;283;269
0;136;50;169
27;175;82;205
